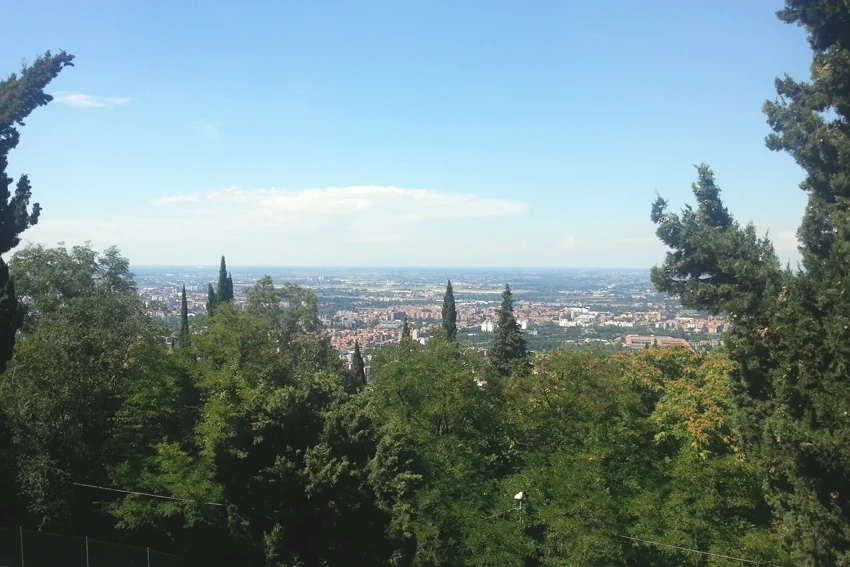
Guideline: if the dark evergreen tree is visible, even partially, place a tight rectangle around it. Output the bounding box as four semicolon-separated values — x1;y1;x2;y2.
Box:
352;340;366;386
225;273;234;302
489;284;528;376
217;256;233;302
401;316;410;341
179;285;190;344
206;283;217;316
441;279;457;340
651;4;850;561
0;51;74;373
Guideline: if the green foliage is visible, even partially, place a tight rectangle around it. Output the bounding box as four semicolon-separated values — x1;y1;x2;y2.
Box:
105;279;406;565
366;342;788;567
401;316;411;341
245;275;321;336
179;285;190;345
0;243;790;565
368;336;516;566
206;283;217;316
442;280;457;341
489;285;529;377
216;256;233;303
352;340;366;386
650;3;850;564
0;51;74;373
0;260;23;374
1;244;164;529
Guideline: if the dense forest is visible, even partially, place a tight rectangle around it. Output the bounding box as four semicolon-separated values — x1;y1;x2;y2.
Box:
2;0;850;566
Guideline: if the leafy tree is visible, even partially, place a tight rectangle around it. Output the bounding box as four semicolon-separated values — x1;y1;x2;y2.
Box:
0;51;74;373
650;1;850;559
368;337;516;567
245;275;322;337
245;275;279;318
225;273;234;301
497;348;788;567
352;340;366;385
111;289;399;566
179;285;190;344
489;285;528;376
1;244;170;532
442;280;457;341
206;283;217;316
401;316;411;342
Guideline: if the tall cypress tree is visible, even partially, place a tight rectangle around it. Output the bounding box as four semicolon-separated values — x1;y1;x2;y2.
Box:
651;3;850;563
0;51;74;374
441;279;457;340
401;316;410;342
352;340;366;386
489;284;528;376
179;285;190;344
225;273;234;302
217;256;233;302
206;283;217;316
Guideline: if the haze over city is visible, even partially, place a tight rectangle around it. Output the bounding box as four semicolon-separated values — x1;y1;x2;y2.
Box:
6;0;809;267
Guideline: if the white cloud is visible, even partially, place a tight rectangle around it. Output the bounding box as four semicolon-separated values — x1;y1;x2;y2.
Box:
52;92;131;109
775;231;800;253
19;185;528;265
152;194;202;206
153;185;528;222
562;236;577;250
197;122;221;140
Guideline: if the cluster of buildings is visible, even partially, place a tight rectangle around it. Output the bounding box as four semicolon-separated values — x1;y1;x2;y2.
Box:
135;271;727;358
323;300;726;352
557;308;725;334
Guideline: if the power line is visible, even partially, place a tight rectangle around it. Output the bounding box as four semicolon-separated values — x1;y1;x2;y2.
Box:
71;482;224;507
614;534;786;567
485;504;521;520
72;481;786;566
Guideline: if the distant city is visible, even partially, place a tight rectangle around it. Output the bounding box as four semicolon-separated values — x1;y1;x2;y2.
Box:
134;266;726;355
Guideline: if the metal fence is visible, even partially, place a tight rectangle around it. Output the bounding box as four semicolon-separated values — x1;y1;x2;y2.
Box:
0;527;181;567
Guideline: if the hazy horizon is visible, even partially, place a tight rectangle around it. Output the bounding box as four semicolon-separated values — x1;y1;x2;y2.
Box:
8;0;805;268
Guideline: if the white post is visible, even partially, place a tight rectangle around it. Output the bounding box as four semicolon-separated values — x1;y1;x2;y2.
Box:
85;536;90;567
147;546;151;567
19;527;24;567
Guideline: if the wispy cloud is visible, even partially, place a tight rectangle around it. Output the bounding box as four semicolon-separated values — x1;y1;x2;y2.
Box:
151;194;202;207
775;231;800;253
153;185;529;222
27;185;529;266
52;92;131;109
197;122;221;140
562;236;577;250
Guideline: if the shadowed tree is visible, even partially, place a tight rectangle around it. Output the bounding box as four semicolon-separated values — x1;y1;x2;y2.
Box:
401;316;410;342
651;1;850;557
217;256;233;303
352;340;366;386
179;285;189;344
225;273;234;302
206;283;217;316
489;284;528;376
441;280;457;341
0;51;74;373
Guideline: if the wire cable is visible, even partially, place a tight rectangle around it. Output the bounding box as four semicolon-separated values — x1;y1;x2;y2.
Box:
71;482;224;507
73;482;785;566
614;533;785;567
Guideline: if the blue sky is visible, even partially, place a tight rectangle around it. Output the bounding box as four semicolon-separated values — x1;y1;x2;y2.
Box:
5;0;811;267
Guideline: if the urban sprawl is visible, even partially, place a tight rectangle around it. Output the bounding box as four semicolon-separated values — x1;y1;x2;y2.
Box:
136;266;726;360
